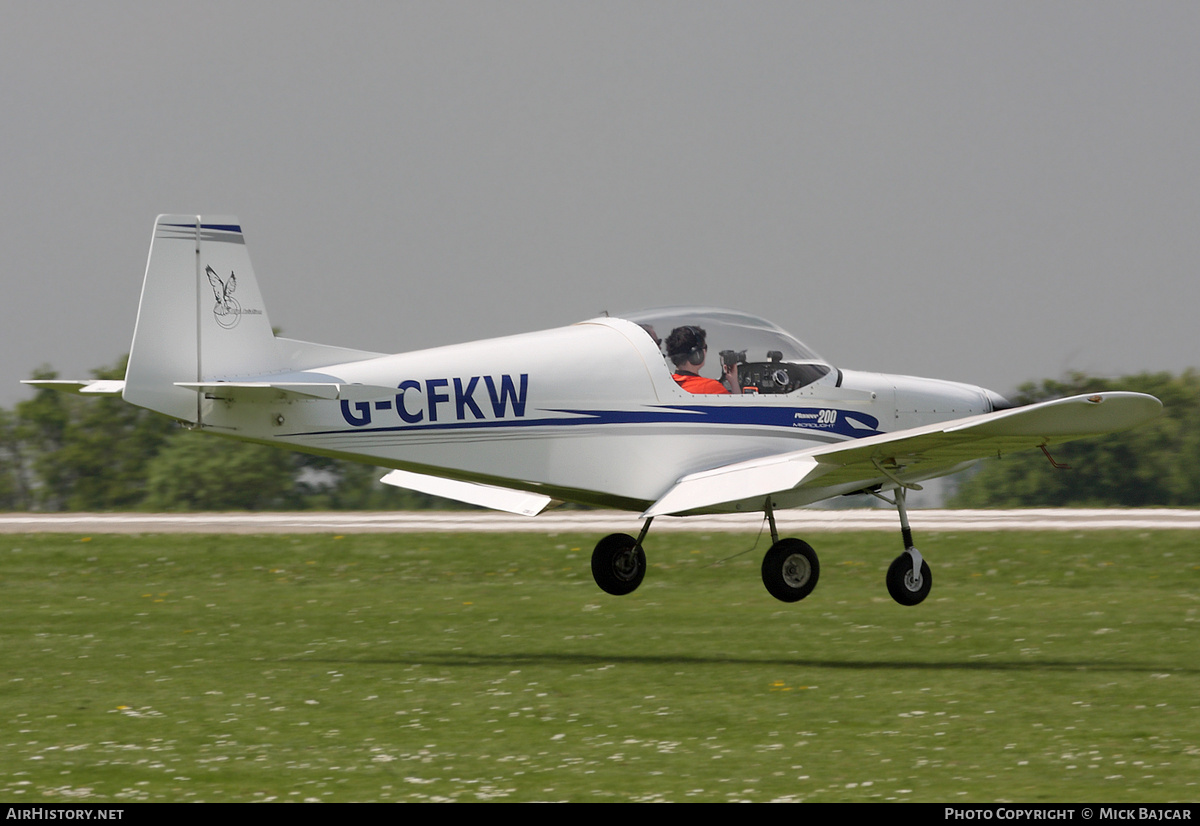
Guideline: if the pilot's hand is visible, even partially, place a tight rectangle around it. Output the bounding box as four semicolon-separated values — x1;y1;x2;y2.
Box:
723;363;740;394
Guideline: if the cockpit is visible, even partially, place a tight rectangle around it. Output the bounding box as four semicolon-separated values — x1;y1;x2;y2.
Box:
616;307;837;395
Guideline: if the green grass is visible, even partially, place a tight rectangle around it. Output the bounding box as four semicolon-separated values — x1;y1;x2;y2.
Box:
1;529;1197;802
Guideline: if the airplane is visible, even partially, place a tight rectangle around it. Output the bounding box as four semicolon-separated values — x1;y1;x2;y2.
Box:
26;215;1163;607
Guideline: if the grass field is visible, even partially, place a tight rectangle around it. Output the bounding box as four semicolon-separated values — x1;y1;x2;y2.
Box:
1;528;1197;802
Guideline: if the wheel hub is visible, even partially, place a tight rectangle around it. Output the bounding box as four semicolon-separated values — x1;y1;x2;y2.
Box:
613;548;640;581
781;553;811;588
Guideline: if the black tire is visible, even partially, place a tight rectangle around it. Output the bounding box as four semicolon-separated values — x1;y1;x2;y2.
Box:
761;538;820;603
591;533;646;596
886;552;932;606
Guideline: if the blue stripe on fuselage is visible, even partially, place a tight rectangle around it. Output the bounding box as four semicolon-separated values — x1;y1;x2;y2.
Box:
290;404;882;439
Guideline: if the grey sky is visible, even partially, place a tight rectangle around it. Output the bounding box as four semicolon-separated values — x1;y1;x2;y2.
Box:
4;2;1198;407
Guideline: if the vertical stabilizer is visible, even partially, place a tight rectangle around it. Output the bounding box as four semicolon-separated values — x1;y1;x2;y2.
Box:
123;215;281;422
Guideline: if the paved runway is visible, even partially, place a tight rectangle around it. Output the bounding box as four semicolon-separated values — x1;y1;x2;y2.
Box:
1;509;1197;533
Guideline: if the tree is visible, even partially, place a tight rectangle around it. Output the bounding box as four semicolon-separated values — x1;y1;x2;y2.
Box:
14;359;177;511
289;454;448;510
143;434;299;511
0;406;28;510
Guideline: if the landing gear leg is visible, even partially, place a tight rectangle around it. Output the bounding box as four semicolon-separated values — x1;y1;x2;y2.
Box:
591;517;652;596
761;498;821;603
874;486;932;606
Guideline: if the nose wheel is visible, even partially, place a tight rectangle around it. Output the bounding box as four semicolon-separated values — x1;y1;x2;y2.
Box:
886;548;931;606
872;485;934;606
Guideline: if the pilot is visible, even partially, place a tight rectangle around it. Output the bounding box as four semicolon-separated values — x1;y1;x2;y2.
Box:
666;325;740;394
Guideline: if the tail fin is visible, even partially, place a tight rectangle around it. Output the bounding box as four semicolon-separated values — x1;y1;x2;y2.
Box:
124;215;282;423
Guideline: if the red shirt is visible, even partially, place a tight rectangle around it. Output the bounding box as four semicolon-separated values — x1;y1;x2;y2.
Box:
673;372;730;394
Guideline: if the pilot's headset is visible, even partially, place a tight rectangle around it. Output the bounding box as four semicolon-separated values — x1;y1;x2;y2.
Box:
682;326;706;366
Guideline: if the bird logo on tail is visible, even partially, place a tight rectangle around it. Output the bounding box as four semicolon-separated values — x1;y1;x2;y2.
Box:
206;266;242;329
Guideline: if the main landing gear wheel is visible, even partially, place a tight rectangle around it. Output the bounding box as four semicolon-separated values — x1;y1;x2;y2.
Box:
886;552;932;606
591;533;646;596
761;538;820;603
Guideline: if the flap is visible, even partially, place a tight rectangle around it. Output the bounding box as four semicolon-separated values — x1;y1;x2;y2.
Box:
380;469;554;517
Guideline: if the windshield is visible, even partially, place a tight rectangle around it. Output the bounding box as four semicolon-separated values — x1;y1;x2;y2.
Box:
616;307;834;394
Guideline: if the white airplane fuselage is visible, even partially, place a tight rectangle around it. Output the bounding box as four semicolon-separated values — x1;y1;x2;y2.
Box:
195;316;998;512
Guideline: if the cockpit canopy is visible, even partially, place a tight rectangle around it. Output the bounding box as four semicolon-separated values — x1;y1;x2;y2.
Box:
616;307;835;394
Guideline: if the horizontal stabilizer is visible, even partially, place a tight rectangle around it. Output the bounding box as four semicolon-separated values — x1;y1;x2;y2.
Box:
380;469;554;517
175;381;396;401
644;391;1162;517
21;379;126;395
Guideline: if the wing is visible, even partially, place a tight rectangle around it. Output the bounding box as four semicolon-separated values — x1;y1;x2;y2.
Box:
644;392;1163;517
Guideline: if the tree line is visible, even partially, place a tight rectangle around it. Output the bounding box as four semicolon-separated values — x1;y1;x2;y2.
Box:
3;357;1197;511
